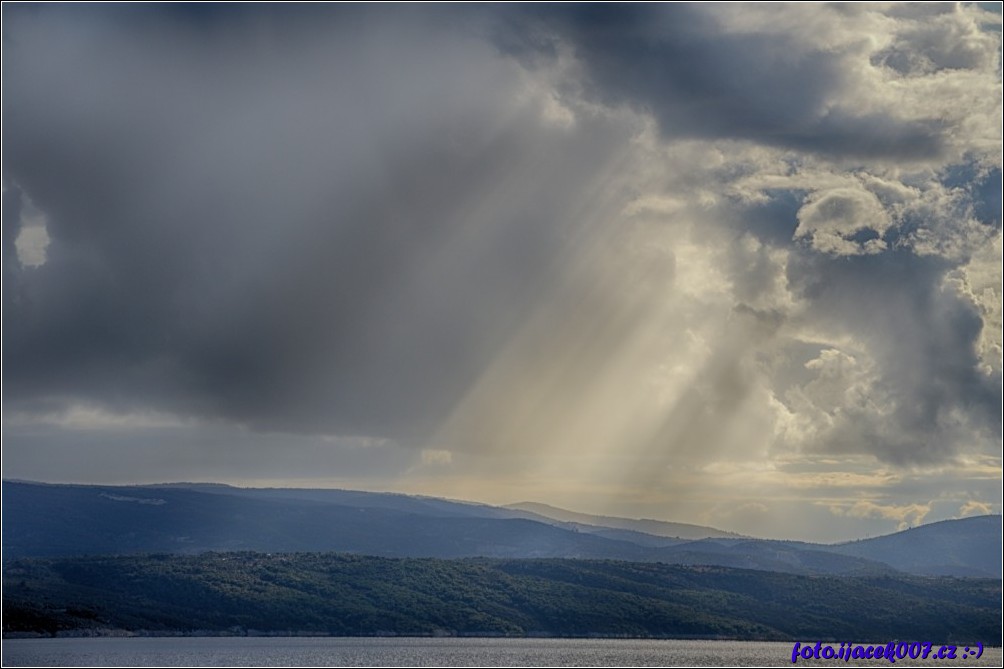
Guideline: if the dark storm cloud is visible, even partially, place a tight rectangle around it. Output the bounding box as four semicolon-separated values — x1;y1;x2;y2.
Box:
786;248;1001;464
1;5;632;439
497;4;945;159
2;2;999;493
2;185;23;282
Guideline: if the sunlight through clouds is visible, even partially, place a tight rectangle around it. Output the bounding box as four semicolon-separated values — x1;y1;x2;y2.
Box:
2;3;1000;541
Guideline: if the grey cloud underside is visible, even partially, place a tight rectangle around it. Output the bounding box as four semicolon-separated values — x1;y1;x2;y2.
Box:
501;4;945;159
3;7;607;437
3;4;1000;473
786;249;1001;463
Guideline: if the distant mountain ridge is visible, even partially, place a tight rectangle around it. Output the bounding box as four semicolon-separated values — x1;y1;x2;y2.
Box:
504;501;742;539
827;515;1002;578
2;481;999;578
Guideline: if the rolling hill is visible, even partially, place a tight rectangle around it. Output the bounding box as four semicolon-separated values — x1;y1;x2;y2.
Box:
504;501;741;539
827;515;1002;578
2;481;999;578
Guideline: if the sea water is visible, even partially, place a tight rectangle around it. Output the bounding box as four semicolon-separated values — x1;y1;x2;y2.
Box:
3;637;1001;667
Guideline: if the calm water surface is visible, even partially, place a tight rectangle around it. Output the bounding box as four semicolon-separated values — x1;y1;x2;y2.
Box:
3;637;1001;667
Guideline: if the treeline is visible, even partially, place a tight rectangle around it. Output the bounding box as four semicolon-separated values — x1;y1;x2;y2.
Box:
3;553;1000;643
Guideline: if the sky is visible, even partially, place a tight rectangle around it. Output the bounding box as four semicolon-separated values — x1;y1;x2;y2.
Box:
2;3;1001;542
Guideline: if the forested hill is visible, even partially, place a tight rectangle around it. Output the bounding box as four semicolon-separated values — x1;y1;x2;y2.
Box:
3;553;999;643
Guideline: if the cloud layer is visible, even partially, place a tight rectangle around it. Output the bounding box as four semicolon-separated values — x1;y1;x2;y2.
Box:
3;4;1000;541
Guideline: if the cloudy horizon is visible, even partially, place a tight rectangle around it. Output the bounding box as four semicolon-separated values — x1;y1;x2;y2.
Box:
3;3;1001;542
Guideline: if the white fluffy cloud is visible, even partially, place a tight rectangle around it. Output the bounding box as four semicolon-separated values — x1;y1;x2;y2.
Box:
795;187;893;255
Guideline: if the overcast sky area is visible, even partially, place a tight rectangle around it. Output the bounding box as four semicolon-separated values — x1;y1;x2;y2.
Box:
3;3;1001;542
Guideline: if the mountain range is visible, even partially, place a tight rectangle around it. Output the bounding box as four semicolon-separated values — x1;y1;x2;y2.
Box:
3;480;1000;578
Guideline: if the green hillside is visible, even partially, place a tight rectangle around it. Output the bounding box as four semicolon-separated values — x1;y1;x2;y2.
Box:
4;553;999;643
